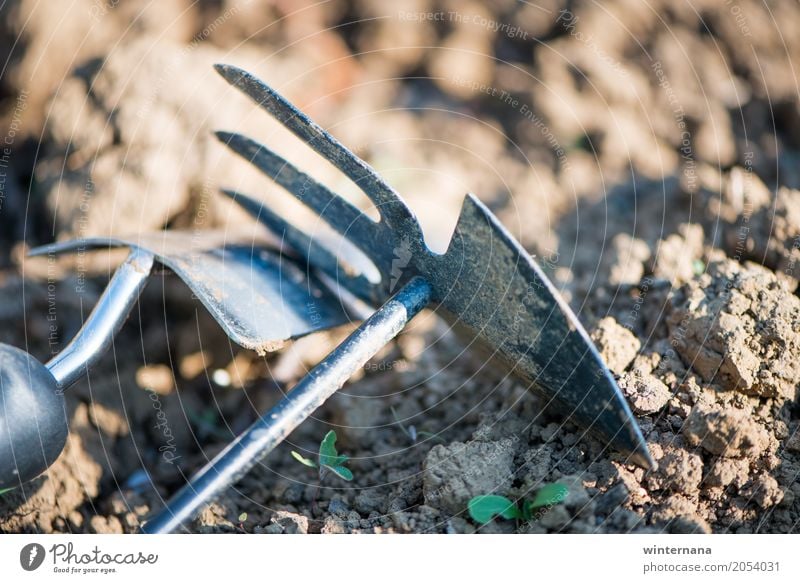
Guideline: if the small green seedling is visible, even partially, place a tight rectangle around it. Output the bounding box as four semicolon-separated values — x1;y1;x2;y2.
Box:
291;430;353;482
390;406;445;445
234;511;249;533
467;483;569;524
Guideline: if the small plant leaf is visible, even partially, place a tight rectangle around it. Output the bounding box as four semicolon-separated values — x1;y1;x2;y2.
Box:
467;495;520;524
291;450;318;468
0;487;15;496
325;465;353;481
319;430;340;467
529;484;569;511
238;512;248;522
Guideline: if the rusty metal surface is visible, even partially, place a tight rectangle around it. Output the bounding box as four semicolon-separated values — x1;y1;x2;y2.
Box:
215;64;653;468
31;230;352;354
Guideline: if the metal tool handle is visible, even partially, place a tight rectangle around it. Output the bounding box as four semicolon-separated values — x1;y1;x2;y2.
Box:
141;276;433;534
47;247;154;389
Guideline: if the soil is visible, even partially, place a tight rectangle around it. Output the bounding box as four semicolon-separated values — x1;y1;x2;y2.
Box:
1;0;800;534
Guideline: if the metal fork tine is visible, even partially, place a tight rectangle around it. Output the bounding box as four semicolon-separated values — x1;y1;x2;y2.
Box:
214;64;416;229
215;131;380;248
221;188;377;303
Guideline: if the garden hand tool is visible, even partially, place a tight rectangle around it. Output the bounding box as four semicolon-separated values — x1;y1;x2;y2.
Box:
140;65;653;533
0;228;351;490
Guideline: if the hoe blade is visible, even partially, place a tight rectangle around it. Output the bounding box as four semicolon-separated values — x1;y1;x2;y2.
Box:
428;194;653;468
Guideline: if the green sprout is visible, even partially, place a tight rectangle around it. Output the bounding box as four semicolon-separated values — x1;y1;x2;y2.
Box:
467;483;569;524
291;430;353;482
292;431;353;513
390;406;445;445
0;487;15;496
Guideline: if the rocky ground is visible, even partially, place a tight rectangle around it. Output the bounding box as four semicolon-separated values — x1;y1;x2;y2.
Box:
1;0;800;533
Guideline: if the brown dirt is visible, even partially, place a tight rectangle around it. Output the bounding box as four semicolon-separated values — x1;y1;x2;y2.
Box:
1;0;800;534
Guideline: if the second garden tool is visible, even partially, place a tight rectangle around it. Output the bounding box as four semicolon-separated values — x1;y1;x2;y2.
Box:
0;227;352;490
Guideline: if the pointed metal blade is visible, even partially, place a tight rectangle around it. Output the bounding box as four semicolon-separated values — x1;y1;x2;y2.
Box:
425;194;654;468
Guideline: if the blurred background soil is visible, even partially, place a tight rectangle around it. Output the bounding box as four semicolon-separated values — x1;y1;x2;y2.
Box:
1;0;800;533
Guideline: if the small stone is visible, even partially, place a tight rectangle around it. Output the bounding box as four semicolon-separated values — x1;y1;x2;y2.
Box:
179;350;210;380
321;516;347;534
557;475;593;517
423;439;516;515
607;234;651;286
618;370;671;414
591;317;641;374
650;495;706;533
672;515;712;534
89;515;123;534
645;448;703;493
742;474;783;509
135;364;175;395
279;482;304;505
122;513;140;530
596;483;629;515
540;423;560;442
683;404;770;458
196;502;232;530
270;510;308;534
430;29;493;100
704;457;750;489
651;223;705;284
68;511;84;528
785;428;800;453
446;517;475;534
520;444;555;487
615;465;650;506
327;498;350;518
346;511;361;528
354;489;384;515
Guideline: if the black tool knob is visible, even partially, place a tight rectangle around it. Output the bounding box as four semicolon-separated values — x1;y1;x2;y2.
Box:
0;344;68;488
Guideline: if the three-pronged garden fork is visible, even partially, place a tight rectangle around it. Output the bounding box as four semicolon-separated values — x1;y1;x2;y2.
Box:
140;65;652;532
